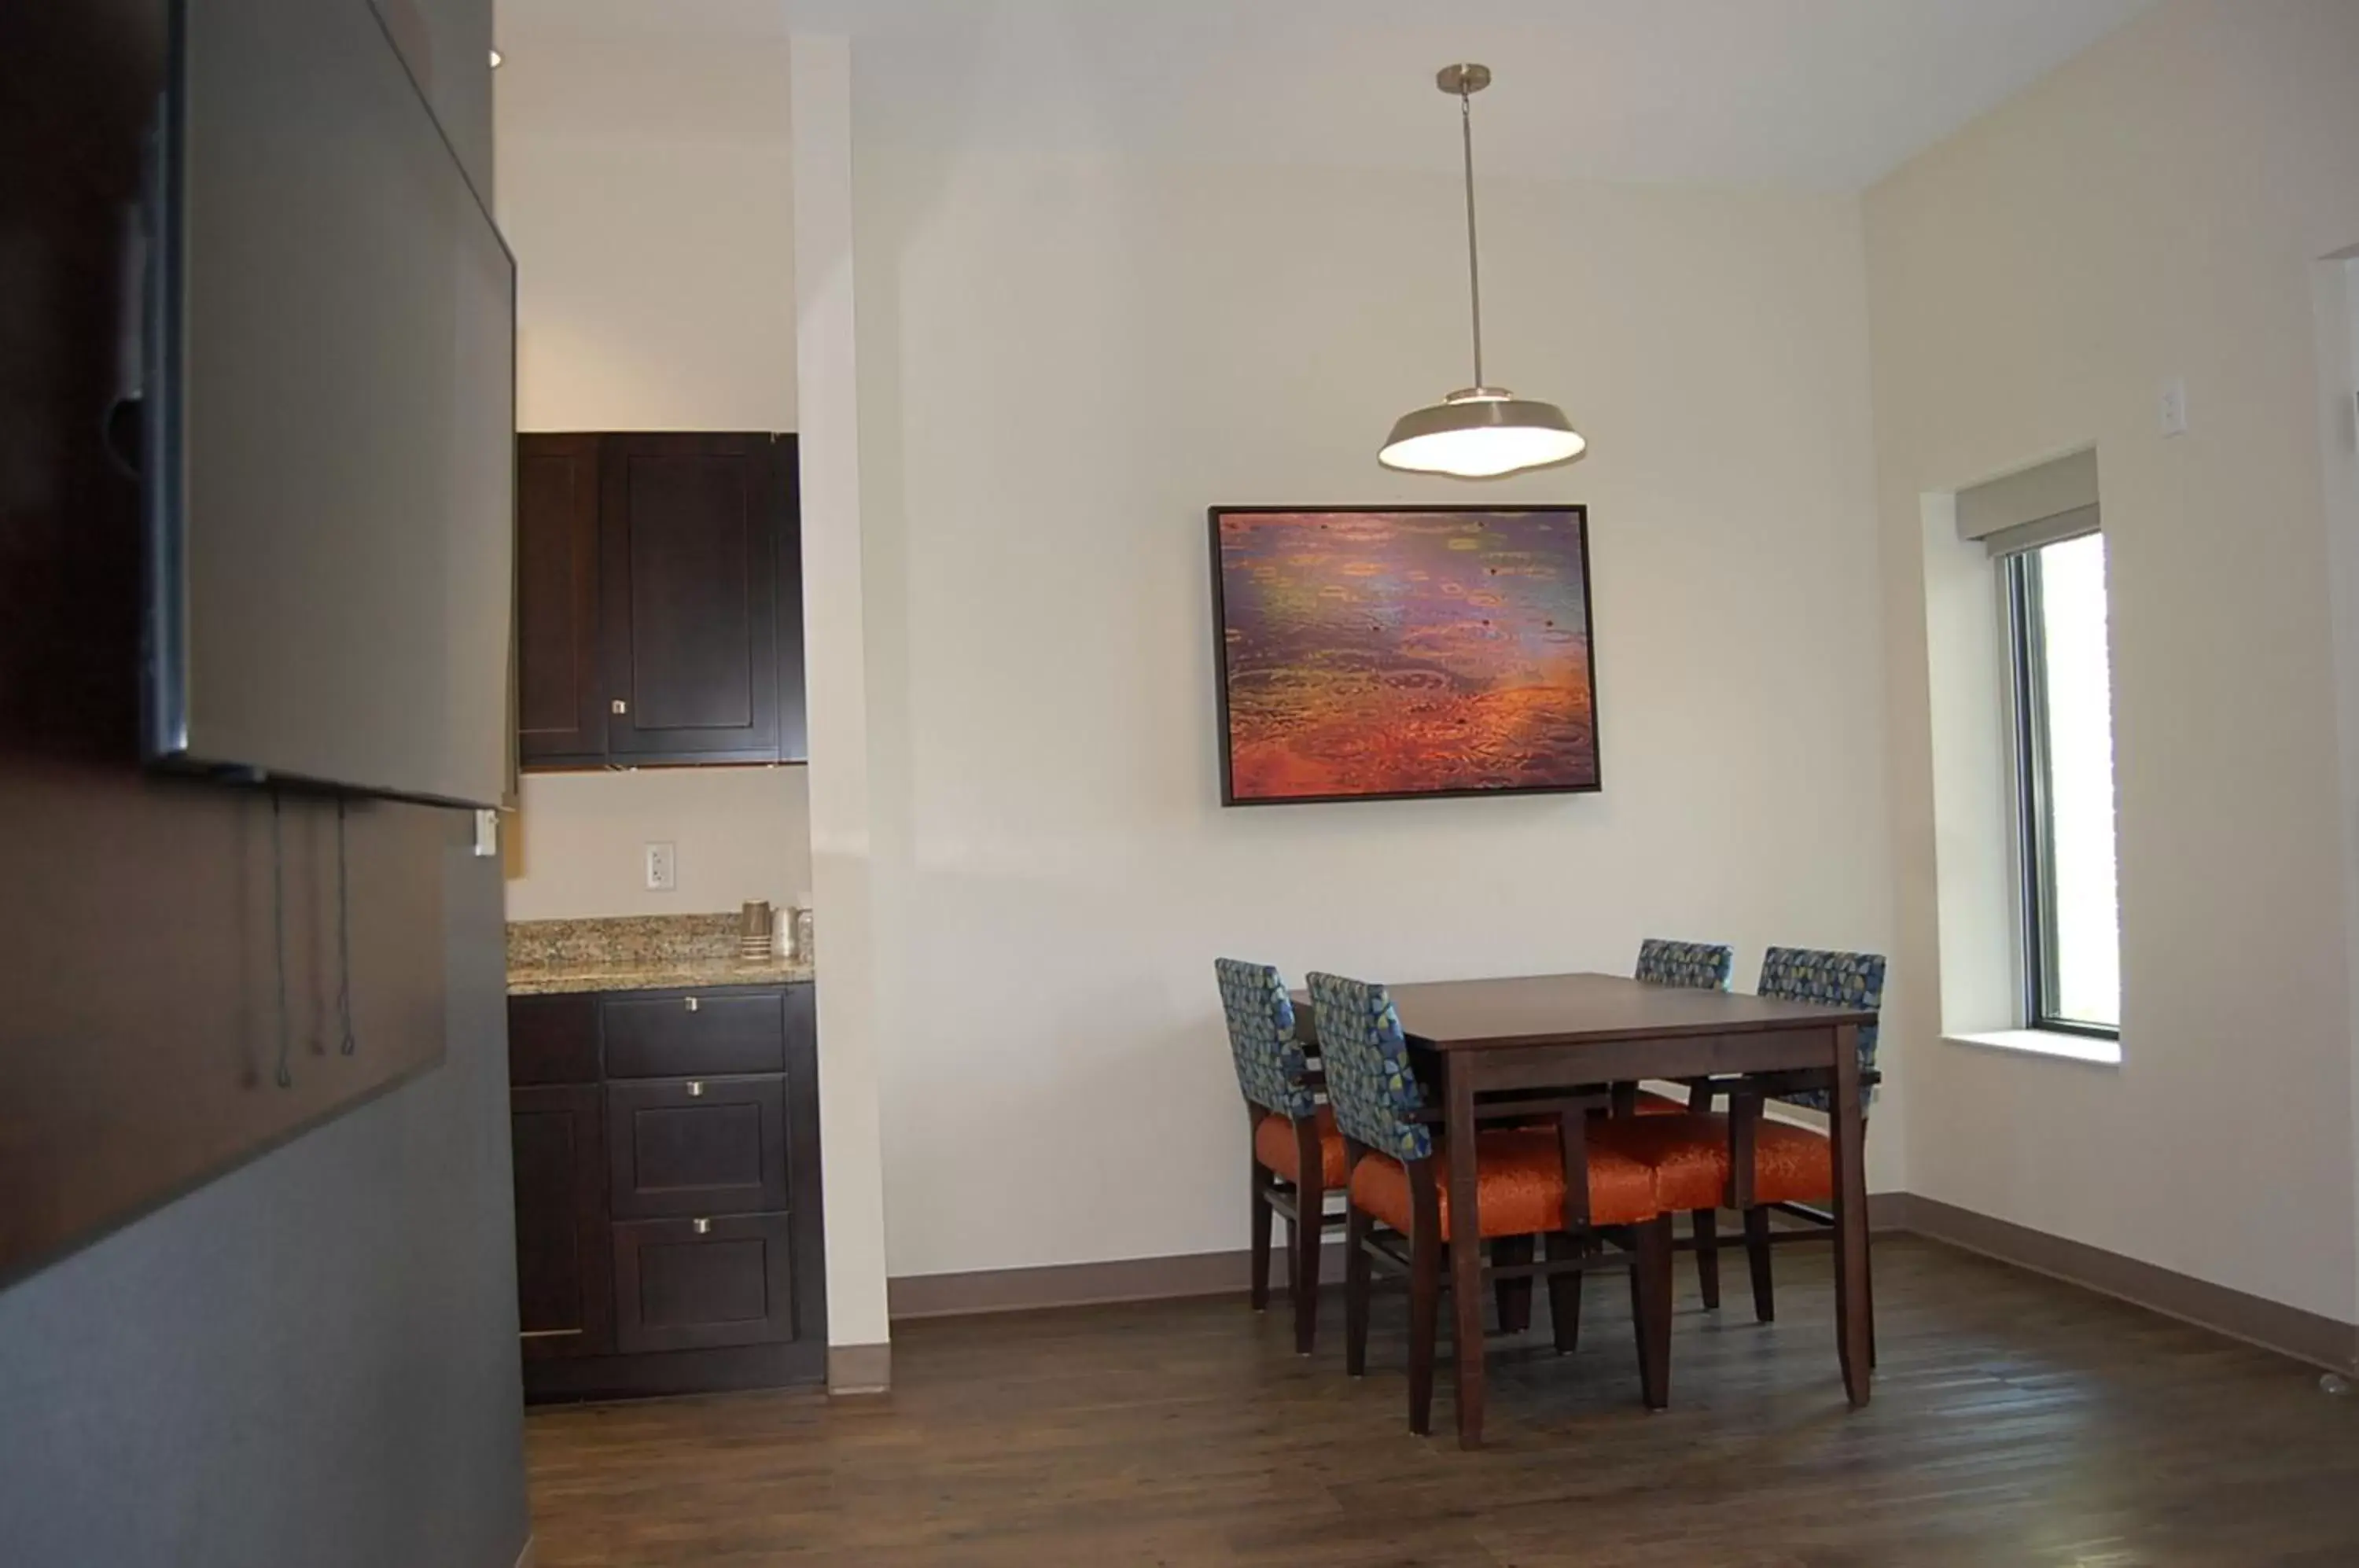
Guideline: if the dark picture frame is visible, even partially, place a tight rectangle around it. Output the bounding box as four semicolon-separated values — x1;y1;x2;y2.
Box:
1208;505;1602;808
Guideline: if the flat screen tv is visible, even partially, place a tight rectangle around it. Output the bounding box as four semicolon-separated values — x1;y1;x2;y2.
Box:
143;0;517;808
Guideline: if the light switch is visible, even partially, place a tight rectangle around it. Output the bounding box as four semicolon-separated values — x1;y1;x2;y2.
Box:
644;841;677;892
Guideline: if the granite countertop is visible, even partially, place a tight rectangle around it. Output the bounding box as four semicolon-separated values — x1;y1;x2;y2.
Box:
507;914;813;997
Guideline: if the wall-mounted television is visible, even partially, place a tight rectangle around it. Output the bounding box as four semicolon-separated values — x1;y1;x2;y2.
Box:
144;0;516;808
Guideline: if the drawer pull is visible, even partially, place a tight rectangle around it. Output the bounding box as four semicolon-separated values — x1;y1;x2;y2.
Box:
686;1080;705;1098
684;996;701;1013
693;1217;712;1235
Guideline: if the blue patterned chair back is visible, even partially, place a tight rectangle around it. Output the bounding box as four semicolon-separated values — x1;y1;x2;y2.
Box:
1305;973;1432;1162
1213;959;1316;1119
1635;937;1733;991
1757;947;1887;1111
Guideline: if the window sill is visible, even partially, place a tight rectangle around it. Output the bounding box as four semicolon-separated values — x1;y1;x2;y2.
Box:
1943;1029;2122;1066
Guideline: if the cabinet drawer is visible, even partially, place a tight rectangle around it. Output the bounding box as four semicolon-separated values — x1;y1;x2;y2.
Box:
607;1076;789;1220
602;990;784;1077
613;1213;797;1353
509;993;601;1086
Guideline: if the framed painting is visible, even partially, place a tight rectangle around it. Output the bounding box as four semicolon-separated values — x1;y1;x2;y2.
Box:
1208;506;1600;806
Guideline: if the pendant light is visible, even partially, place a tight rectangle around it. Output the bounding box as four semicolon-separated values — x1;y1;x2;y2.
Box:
1379;64;1586;480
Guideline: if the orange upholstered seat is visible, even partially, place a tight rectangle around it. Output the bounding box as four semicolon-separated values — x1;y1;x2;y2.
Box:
1744;1117;1833;1205
1631;1110;1833;1205
1635;1088;1692;1116
1349;1126;1674;1240
1253;1103;1351;1188
1590;1113;1730;1213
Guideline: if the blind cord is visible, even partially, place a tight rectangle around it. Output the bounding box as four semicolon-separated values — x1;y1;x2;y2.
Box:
270;790;292;1089
336;796;357;1056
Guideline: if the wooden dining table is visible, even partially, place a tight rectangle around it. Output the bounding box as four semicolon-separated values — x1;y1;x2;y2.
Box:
1297;971;1878;1448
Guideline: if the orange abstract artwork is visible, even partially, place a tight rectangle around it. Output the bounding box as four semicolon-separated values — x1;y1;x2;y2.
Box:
1211;508;1599;804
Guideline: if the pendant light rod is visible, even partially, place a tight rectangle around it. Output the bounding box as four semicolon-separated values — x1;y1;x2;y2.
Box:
1458;79;1485;388
1438;62;1495;390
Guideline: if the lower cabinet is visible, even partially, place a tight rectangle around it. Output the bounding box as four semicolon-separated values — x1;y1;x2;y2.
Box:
507;983;824;1401
510;1084;613;1360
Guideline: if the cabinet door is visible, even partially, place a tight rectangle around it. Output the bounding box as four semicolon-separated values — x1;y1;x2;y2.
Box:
599;434;780;762
613;1214;797;1353
515;434;606;765
607;1075;789;1220
510;1084;614;1360
772;436;808;764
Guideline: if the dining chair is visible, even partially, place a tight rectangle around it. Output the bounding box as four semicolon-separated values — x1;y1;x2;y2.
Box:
1625;938;1736;1308
1691;947;1888;1330
1215;958;1349;1354
1309;970;1720;1426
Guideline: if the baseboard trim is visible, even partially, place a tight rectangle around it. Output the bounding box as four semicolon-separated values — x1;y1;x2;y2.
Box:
889;1246;1316;1320
827;1342;892;1396
889;1200;1918;1323
1889;1193;2359;1375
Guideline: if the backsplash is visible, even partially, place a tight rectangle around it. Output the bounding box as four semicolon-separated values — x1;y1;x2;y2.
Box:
507;913;753;972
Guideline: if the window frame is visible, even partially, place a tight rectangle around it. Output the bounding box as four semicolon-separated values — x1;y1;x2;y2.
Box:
2003;539;2121;1041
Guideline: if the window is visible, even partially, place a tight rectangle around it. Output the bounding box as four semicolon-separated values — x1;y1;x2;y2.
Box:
2005;532;2121;1036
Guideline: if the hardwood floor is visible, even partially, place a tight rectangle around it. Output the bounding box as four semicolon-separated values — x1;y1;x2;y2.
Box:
526;1235;2359;1566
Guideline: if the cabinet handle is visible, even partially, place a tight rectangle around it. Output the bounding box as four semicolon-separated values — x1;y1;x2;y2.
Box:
611;698;628;715
693;1218;712;1235
684;996;700;1013
686;1080;705;1098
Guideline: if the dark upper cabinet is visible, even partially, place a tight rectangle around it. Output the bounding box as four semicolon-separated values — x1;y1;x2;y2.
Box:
515;432;805;770
515;436;606;765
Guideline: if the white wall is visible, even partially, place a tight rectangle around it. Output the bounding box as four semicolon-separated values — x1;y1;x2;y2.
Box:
848;104;1893;1278
791;35;893;1357
1867;0;2359;1320
495;24;811;922
496;27;797;432
501;767;812;921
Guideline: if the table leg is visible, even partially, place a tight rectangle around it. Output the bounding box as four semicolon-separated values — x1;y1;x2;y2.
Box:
1446;1058;1485;1448
1831;1022;1871;1407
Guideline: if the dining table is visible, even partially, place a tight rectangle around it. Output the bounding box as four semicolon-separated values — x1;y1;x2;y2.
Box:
1297;970;1878;1448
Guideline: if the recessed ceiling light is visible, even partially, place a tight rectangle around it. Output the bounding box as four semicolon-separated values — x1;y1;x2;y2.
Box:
489;48;503;68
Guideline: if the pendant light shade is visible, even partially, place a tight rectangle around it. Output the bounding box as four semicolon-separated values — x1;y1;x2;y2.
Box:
1381;388;1587;478
1380;64;1585;480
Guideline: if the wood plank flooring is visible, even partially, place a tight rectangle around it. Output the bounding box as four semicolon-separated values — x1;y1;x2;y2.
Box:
525;1236;2359;1566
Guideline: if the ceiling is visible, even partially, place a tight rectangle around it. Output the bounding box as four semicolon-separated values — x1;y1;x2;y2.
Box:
494;0;2155;190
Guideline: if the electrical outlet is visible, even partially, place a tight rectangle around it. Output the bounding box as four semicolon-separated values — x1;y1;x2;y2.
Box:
644;841;677;892
2158;377;2188;437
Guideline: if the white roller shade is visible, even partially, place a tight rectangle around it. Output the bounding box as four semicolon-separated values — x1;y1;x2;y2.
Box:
1958;449;2100;557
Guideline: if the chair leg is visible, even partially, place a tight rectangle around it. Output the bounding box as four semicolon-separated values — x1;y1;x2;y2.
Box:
1544;1231;1584;1353
1344;1203;1372;1378
1864;1228;1878;1370
1630;1215;1673;1411
1492;1235;1534;1334
1743;1205;1775;1322
1292;1160;1325;1356
1692;1209;1721;1310
1248;1147;1273;1313
1406;1163;1442;1437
